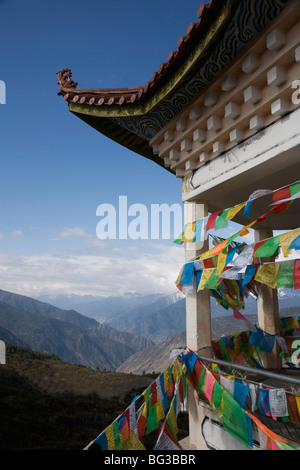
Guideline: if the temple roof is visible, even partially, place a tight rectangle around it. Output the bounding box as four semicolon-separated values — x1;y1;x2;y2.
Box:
57;0;293;173
57;2;218;109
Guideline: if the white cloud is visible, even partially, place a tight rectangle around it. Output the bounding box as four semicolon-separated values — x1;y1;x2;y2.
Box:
11;230;22;239
58;227;89;239
0;244;185;299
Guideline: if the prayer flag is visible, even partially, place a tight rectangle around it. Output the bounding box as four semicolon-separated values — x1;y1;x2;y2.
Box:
268;389;288;418
246;411;296;449
233;309;247;320
173;232;184;245
119;431;146;450
215;209;230;230
216;251;227;275
243;264;257;287
198;268;214;291
146;400;158;435
290;180;300;196
289;233;300;250
280;229;300;257
222;390;253;449
213;380;223;412
244;199;255;217
294;259;300;290
272;186;291;204
207;211;221;231
105;421;121;450
258;388;271;417
253;235;281;258
156;420;182;450
277;260;295;289
255;262;279;289
193;219;203;242
182;223;196;243
96;432;108;450
179;262;194;285
233;382;250;410
137;401;148;438
204;372;216;403
226;203;246;220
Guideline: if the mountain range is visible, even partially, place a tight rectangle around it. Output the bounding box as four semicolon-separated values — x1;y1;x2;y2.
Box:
0;289;153;370
39;288;300;344
0;287;299;373
117;305;300;375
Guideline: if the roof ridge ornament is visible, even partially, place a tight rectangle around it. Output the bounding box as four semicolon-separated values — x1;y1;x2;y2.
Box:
57;68;78;89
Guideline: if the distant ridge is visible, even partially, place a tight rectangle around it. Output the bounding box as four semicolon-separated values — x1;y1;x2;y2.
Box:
0;289;153;370
117;307;300;374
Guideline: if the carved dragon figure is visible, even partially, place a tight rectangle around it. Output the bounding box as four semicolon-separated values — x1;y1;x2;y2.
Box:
56;69;78;89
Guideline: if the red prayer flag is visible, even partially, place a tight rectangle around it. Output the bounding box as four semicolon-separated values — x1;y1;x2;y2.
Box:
203;258;215;269
120;409;130;439
233;309;247;320
151;382;158;407
273;201;291;214
294;259;300;290
207;211;222;231
137;412;147;438
188;360;204;390
272;186;291;204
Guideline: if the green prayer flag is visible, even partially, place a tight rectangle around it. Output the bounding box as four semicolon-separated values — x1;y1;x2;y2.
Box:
215;210;230;230
146;405;158;434
225;231;241;247
213;380;223;411
112;420;121;450
277;260;295;289
204;269;221;289
290;181;300;196
173;232;184;245
253;235;281;257
275;440;297;450
197;369;206;394
222;391;253;449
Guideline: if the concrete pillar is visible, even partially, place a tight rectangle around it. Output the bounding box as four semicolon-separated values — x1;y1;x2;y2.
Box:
184;201;212;450
254;227;282;370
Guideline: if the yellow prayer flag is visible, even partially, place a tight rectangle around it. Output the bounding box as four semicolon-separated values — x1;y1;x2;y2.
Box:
182;223;196;242
295;396;300;416
169;402;178;435
163;370;169;391
255;262;280;289
141;401;148;418
233;337;240;356
216;251;227;275
105;424;116;450
172;360;180;382
156;400;165;423
120;431;146;450
199;248;213;259
230;280;241;296
181;364;187;376
285;317;299;330
175;265;184;286
223;293;240;309
198;268;214;291
226;203;246;221
280;228;300;257
240;220;257;236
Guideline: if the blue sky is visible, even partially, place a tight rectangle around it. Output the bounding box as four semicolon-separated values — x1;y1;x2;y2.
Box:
0;0;210;299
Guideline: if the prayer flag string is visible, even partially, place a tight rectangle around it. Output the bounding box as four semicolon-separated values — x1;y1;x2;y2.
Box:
174;180;300;246
84;340;300;451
